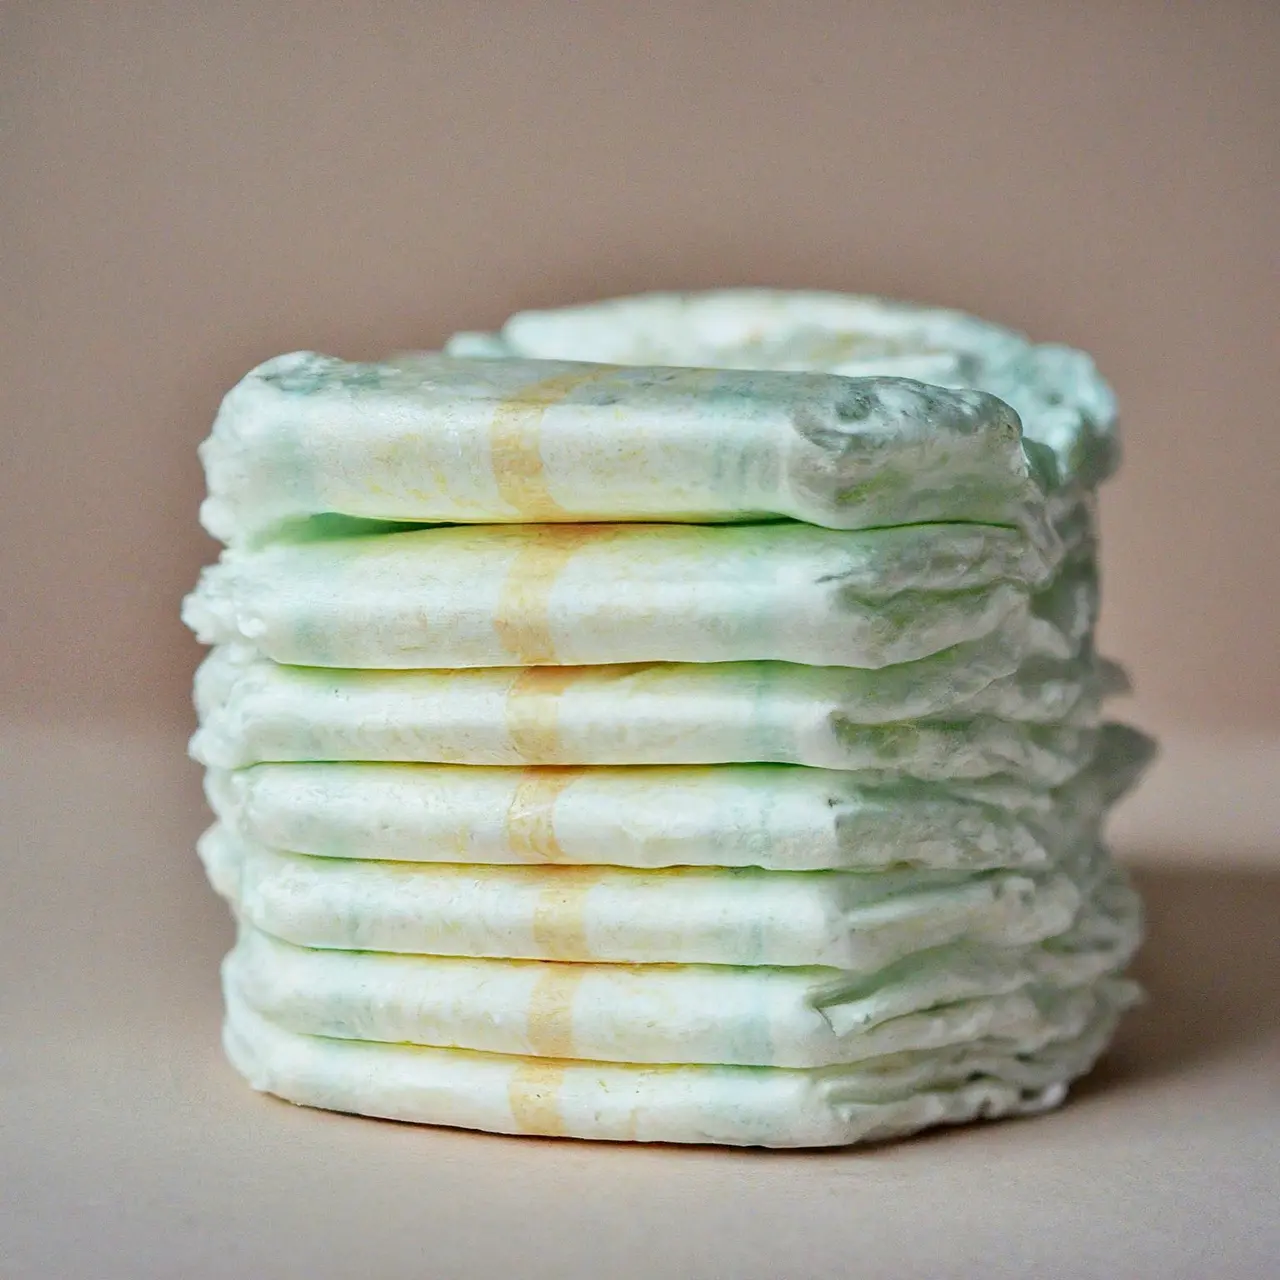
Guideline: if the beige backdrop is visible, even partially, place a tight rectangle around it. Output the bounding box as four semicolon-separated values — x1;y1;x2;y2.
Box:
4;11;1279;1272
2;0;1277;739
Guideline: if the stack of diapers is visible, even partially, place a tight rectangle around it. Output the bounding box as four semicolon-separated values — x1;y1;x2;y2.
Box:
184;290;1153;1147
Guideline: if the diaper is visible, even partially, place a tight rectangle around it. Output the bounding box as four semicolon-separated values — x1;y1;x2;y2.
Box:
200;826;1088;969
191;644;1115;778
450;288;1118;492
200;346;1092;548
184;519;1078;670
202;722;1151;871
222;869;1140;1068
222;981;1136;1147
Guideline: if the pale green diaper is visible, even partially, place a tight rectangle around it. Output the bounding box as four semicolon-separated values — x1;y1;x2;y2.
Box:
222;980;1136;1147
223;868;1139;1069
190;644;1118;779
201;824;1087;969
200;352;1052;547
203;722;1151;871
451;288;1118;492
184;519;1074;671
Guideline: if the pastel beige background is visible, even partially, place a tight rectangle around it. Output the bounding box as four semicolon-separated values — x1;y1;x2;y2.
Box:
4;9;1279;1277
2;0;1278;846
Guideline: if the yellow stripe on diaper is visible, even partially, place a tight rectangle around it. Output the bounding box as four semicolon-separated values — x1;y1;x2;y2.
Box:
508;1061;568;1136
505;767;582;860
525;964;585;1059
531;867;600;960
490;367;618;518
493;528;598;665
505;668;582;761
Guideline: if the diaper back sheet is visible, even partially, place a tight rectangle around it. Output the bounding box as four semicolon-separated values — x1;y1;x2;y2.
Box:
204;722;1151;871
201;352;1058;546
222;983;1135;1147
451;289;1118;493
224;873;1140;1068
201;825;1087;968
192;645;1110;779
185;520;1071;670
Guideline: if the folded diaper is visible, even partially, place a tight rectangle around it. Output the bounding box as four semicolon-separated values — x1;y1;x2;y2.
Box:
223;868;1139;1068
449;289;1119;493
184;520;1072;670
204;760;1051;871
200;348;1089;548
200;825;1089;968
203;722;1151;871
223;981;1136;1146
191;644;1111;778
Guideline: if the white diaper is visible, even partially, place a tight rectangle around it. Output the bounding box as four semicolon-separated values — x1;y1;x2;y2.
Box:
223;869;1140;1068
190;644;1114;779
201;825;1090;969
451;289;1118;492
222;982;1135;1146
200;353;1060;548
203;722;1150;871
184;520;1081;670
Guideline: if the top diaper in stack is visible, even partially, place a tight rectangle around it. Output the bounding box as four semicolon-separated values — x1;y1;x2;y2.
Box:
185;290;1152;1147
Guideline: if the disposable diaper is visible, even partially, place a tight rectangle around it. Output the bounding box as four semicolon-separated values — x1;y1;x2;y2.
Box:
191;644;1115;779
184;519;1074;670
222;981;1136;1147
200;825;1087;969
202;723;1151;871
200;340;1103;547
223;870;1140;1069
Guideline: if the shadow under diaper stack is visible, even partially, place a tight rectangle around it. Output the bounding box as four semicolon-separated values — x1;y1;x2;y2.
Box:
184;290;1154;1147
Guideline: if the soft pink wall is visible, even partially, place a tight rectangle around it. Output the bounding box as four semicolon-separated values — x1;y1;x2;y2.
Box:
2;1;1276;733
